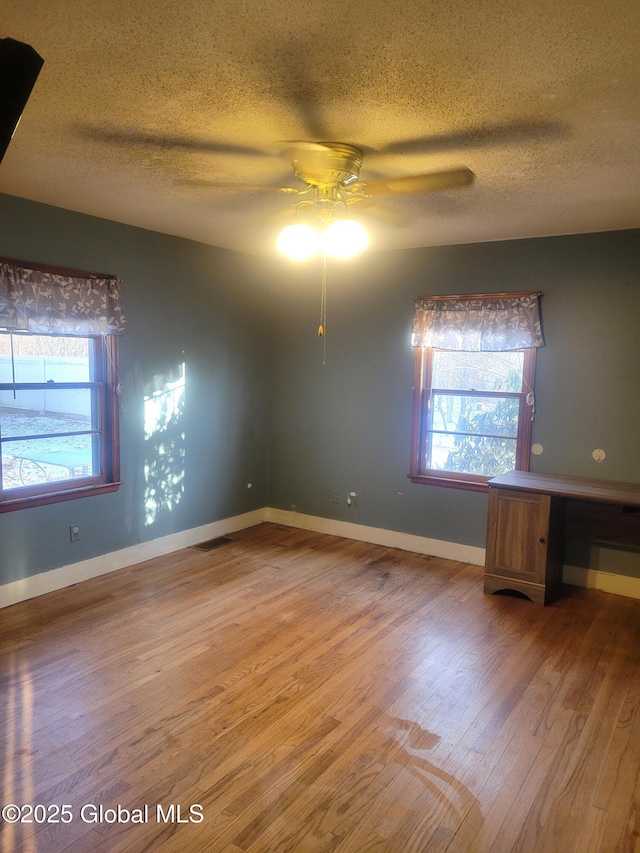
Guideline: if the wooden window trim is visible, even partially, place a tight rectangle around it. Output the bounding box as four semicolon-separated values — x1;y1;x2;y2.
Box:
0;481;122;513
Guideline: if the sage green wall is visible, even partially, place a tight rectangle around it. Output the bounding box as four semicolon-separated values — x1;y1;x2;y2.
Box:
267;229;640;554
0;193;270;585
1;190;639;588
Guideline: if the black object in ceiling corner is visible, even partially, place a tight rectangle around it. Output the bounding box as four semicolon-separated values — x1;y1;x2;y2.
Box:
0;37;44;164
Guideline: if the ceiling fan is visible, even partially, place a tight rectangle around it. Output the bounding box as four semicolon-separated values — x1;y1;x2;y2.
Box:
79;120;481;273
172;139;475;258
82;113;565;239
178;139;474;214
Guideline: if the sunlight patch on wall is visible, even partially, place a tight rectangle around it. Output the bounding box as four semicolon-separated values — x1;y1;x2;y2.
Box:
143;362;186;527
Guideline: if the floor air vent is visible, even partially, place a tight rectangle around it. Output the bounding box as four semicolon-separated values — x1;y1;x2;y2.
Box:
191;536;234;551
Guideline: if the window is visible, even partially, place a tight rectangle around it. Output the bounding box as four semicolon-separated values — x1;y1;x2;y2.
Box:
409;292;543;492
0;258;126;511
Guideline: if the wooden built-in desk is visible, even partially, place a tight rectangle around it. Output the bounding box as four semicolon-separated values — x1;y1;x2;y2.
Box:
484;471;640;605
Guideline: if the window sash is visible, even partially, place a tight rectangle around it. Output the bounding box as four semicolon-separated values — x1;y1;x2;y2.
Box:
409;346;536;491
0;335;120;510
424;390;527;474
427;389;523;440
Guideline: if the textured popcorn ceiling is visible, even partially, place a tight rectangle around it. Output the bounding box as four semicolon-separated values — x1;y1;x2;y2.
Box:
1;0;639;256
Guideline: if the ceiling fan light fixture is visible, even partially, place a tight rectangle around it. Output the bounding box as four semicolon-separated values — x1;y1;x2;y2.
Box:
277;218;369;260
276;223;321;260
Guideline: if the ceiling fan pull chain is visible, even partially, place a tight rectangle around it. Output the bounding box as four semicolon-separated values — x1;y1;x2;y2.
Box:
318;250;328;364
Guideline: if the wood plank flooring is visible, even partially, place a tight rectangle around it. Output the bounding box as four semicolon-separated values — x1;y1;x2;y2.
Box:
1;522;640;852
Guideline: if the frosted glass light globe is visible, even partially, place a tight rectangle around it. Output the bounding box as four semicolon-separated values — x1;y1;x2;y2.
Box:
276;224;321;260
323;220;369;258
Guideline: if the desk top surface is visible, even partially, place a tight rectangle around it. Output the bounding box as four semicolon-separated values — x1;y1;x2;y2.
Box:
488;470;640;506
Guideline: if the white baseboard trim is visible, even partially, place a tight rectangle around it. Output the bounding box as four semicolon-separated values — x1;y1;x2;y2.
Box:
0;508;267;610
0;508;486;610
4;506;639;610
264;507;487;566
267;510;640;600
563;565;640;600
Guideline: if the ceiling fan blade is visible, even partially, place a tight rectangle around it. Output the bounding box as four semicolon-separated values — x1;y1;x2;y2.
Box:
361;167;475;197
78;126;268;157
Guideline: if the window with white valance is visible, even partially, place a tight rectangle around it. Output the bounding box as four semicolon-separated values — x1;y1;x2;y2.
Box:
410;292;543;491
0;258;125;512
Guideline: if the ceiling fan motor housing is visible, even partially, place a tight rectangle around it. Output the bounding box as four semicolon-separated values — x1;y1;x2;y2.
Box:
292;143;363;188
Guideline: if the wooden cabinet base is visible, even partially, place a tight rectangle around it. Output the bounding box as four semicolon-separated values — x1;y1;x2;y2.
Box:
483;572;554;606
484;471;640;607
484;485;562;606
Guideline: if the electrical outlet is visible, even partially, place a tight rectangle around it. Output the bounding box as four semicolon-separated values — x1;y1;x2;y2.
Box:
70;525;80;542
332;490;340;504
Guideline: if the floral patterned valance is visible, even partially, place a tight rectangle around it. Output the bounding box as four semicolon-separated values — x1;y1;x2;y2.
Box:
0;262;127;336
411;292;544;351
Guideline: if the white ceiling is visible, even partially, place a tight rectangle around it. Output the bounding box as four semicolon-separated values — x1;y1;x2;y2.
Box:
1;0;639;257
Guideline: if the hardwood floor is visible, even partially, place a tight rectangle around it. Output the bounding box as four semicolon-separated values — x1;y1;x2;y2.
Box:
1;522;640;852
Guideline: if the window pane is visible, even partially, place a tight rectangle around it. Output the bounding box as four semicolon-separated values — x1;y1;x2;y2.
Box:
430;394;520;437
0;388;96;436
428;433;518;476
0;333;91;383
2;436;100;490
432;350;524;392
1;389;101;491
